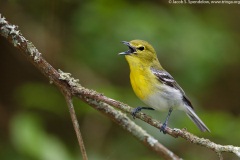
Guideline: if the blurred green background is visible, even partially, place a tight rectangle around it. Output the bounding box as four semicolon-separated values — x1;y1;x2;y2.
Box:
1;1;240;159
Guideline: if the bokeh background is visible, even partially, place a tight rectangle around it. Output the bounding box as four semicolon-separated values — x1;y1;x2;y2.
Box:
1;1;240;160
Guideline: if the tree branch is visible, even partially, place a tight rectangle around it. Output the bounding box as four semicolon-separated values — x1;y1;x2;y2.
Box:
62;89;88;160
71;80;240;158
1;13;240;159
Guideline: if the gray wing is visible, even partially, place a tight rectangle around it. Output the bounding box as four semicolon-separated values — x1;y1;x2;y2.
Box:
151;67;193;109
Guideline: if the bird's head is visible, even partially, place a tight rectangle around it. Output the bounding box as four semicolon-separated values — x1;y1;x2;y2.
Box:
119;40;158;66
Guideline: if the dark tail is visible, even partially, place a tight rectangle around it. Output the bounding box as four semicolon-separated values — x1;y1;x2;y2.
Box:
185;106;210;132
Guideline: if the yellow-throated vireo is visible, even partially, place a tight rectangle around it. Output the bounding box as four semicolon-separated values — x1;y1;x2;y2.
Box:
119;40;210;133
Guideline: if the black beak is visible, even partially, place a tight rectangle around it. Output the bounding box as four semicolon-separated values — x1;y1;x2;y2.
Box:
118;41;136;55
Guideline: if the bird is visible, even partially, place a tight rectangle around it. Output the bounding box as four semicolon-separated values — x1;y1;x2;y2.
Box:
118;39;210;133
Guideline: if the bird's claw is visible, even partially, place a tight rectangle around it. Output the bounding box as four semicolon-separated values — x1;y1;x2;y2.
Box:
131;107;142;119
160;122;167;134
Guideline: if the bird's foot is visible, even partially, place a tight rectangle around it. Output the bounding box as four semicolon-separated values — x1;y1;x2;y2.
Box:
131;107;142;119
131;107;154;119
160;108;173;134
160;122;167;134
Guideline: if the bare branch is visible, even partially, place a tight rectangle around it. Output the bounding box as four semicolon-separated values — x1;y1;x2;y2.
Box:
72;84;240;158
0;13;88;160
1;13;240;159
62;89;88;160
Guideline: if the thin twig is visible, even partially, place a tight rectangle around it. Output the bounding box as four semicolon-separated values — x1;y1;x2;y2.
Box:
63;90;88;160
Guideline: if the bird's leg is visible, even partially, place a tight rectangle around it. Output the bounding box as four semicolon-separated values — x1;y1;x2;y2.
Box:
131;107;154;119
160;108;173;134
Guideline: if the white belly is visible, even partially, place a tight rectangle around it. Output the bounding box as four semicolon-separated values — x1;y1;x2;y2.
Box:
143;84;185;111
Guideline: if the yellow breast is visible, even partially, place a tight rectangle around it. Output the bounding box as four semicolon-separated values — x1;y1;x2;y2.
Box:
130;67;156;100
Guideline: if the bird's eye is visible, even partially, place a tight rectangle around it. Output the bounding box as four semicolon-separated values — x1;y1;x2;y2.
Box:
138;46;145;51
